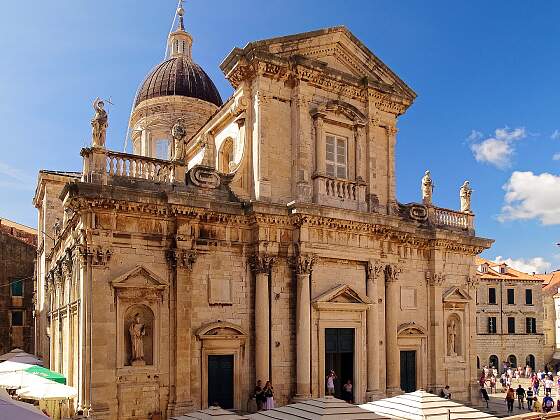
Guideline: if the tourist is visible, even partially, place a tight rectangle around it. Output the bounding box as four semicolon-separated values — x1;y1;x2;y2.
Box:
326;370;337;396
490;375;496;394
480;387;489;409
516;384;526;409
505;387;515;413
532;374;540;396
263;381;275;410
479;372;486;388
545;376;554;395
252;379;265;411
527;387;534;410
342;379;353;403
543;393;555;413
441;385;451;399
533;397;542;412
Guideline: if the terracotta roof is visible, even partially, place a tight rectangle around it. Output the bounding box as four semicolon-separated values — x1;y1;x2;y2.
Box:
476;257;548;283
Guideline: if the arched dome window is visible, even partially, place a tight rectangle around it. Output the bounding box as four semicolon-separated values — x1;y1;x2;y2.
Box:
155;138;170;160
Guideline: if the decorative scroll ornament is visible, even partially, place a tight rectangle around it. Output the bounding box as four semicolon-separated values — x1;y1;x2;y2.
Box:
292;254;316;275
188;165;220;189
249;253;275;274
91;97;108;148
425;271;445;287
384;264;401;283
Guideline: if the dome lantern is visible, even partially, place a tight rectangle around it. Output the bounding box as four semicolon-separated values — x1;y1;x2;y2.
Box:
167;2;193;60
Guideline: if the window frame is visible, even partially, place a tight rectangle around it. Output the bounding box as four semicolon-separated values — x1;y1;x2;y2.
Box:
488;316;497;334
325;133;348;179
526;317;537;334
154;138;170;160
525;288;533;305
10;278;23;297
507;288;515;305
11;310;24;327
507;316;515;334
488;287;497;305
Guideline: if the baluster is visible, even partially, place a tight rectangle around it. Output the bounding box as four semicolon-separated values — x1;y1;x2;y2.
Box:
107;157;114;176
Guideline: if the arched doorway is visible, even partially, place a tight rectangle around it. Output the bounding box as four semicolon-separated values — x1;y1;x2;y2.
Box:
508;354;517;368
526;354;535;370
489;355;499;369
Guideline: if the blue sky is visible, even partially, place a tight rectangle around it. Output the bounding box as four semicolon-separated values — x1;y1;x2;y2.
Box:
1;1;559;273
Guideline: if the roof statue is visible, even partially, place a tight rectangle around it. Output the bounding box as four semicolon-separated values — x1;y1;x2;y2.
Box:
460;180;472;213
91;98;108;148
421;170;433;205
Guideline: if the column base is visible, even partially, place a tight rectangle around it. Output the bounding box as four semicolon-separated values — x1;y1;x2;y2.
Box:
292;394;312;403
385;387;404;397
365;390;387;402
170;400;195;416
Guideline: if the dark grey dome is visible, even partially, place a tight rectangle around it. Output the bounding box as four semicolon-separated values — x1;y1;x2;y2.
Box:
134;56;222;108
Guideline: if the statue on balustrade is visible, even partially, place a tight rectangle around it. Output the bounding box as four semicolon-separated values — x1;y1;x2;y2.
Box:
460;181;473;213
91;98;108;148
129;313;146;366
171;121;187;162
421;170;434;205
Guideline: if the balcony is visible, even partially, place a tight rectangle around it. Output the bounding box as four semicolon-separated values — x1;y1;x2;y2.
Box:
312;175;367;211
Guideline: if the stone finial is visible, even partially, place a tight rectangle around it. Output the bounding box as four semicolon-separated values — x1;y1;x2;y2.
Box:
171;121;187;162
91;98;108;148
421;170;433;206
460;180;473;213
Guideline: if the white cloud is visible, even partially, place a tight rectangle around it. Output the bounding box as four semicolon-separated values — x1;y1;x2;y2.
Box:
494;255;552;274
469;127;526;169
551;129;560;140
500;171;560;225
0;162;35;190
467;130;483;141
553;153;560;161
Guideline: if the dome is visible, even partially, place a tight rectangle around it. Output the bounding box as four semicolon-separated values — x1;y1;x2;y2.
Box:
134;56;223;108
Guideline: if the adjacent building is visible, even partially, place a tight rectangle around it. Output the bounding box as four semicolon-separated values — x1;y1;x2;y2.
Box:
475;257;544;372
34;7;492;419
0;217;37;355
542;271;560;371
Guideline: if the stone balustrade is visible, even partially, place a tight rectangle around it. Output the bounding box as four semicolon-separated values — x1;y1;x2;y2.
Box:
312;175;367;211
432;206;474;231
106;151;173;182
325;178;357;200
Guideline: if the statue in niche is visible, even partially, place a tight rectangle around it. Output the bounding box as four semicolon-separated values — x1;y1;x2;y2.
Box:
460;181;473;213
447;319;457;356
91;98;108;148
171;121;187;162
421;170;434;205
129;313;146;366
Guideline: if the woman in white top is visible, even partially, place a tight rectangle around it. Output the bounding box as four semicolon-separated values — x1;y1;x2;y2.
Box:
326;370;337;396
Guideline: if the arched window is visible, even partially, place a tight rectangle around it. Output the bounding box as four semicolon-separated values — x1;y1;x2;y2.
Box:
526;354;536;370
489;355;499;369
155;138;170;160
218;138;234;173
508;354;517;368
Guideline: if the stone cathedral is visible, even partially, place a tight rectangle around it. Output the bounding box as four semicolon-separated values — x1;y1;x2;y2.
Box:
34;6;492;419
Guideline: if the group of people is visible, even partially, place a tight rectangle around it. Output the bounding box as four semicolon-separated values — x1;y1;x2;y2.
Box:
250;380;275;411
478;364;560;414
326;370;353;403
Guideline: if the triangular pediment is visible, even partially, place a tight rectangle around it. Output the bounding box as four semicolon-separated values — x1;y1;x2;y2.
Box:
442;287;471;303
254;26;416;100
111;265;167;289
313;284;372;305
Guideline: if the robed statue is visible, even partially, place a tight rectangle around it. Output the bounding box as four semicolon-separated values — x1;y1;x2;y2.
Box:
129;313;146;366
91;98;108;148
460;181;473;213
421;170;434;205
447;319;457;356
171;121;187;162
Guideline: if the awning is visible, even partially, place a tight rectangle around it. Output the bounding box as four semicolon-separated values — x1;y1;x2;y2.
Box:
0;361;66;384
16;382;78;400
0;388;48;419
0;349;43;366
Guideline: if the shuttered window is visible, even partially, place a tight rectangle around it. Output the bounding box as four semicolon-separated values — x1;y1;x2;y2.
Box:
325;135;347;179
526;317;537;334
488;317;497;334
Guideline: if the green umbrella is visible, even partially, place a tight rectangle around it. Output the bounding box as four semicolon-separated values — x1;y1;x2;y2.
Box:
24;366;66;385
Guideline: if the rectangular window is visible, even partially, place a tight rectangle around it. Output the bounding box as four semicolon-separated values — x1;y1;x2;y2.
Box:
507;289;515;305
488;317;497;334
11;311;23;327
10;279;23;297
526;317;537;334
525;289;533;305
488;287;496;304
507;317;515;334
325;134;347;179
155;139;169;160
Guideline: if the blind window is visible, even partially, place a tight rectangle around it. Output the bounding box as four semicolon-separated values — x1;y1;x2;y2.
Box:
325;135;347;179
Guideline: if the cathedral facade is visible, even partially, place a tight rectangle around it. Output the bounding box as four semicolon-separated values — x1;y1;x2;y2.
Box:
34;8;492;419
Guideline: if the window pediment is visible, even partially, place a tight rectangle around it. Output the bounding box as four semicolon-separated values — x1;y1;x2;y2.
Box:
111;266;167;290
398;323;427;337
196;321;248;340
312;100;366;126
313;284;371;310
442;287;471;303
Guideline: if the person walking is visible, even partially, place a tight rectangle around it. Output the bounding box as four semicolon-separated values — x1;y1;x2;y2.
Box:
516;384;526;409
263;381;275;410
544;393;555;413
546;376;554;395
490;375;496;394
252;380;265;411
342;379;353;403
505;387;515;414
527;387;534;410
480;387;489;409
326;370;337;396
533;397;542;412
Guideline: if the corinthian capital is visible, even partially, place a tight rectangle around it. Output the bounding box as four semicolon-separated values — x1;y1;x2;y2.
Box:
425;271;445;287
385;125;398;136
384;264;401;283
292;254;316;275
366;260;384;282
166;249;197;271
249;253;275;274
466;275;480;289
